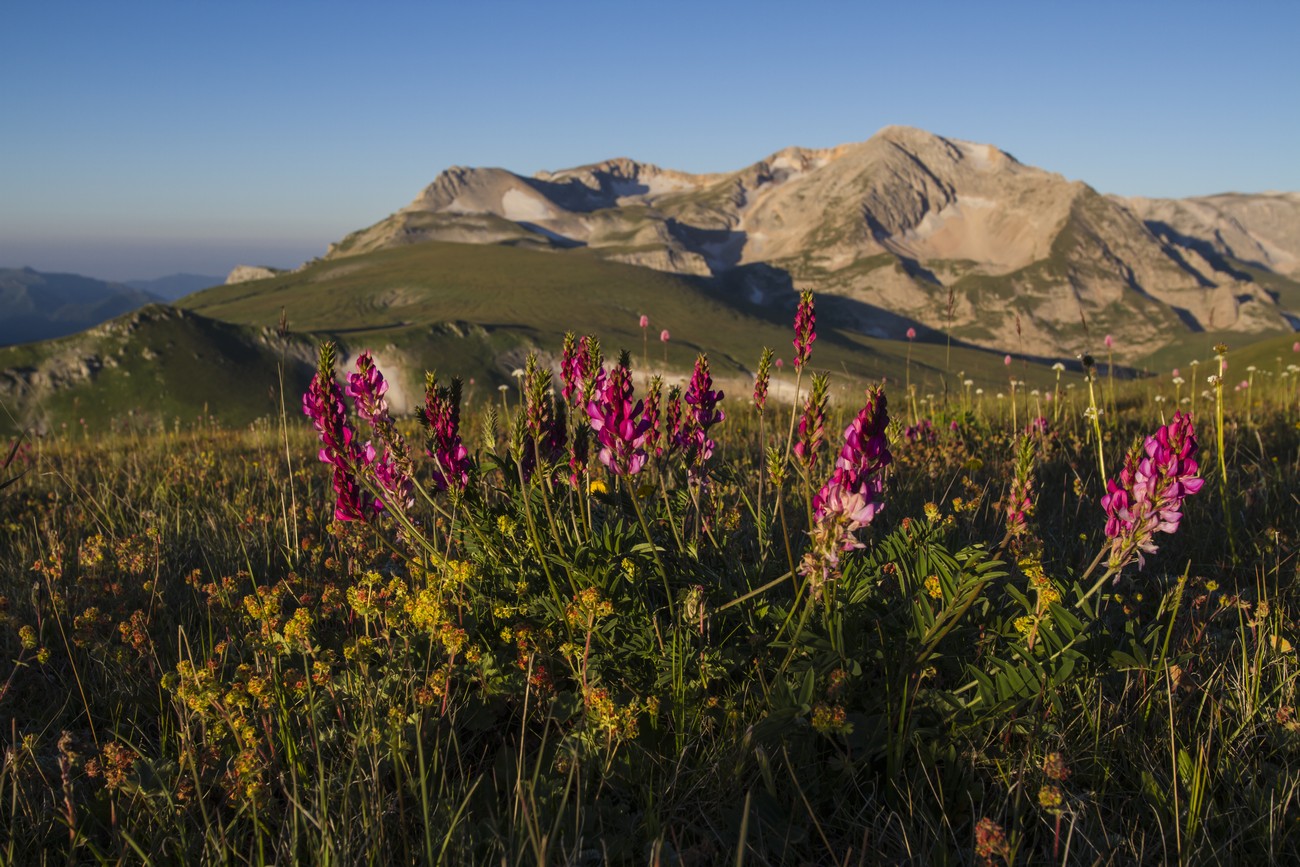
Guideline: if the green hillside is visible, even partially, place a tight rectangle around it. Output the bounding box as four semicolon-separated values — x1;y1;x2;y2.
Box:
0;305;316;435
11;239;1236;435
179;240;1063;394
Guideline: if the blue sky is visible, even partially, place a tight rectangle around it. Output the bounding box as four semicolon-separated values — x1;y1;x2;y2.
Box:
2;1;1297;280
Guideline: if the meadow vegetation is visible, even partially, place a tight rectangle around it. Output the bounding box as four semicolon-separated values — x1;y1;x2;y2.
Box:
2;293;1300;865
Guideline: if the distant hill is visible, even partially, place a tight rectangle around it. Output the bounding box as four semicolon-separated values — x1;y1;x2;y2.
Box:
328;126;1300;360
0;304;317;435
0;267;158;346
124;272;223;300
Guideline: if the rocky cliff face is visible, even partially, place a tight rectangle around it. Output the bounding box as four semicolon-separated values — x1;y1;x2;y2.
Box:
323;127;1299;360
225;265;285;285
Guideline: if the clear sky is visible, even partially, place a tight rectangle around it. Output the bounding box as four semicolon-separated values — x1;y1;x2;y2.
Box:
2;1;1297;280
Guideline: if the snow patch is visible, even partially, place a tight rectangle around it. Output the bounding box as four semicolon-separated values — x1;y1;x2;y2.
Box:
501;189;556;221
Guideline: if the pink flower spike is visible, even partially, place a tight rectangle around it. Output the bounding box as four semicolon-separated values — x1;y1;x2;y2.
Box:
775;358;784;368
1293;341;1299;353
906;327;917;340
639;314;649;329
792;289;816;372
586;359;649;476
660;329;670;343
1172;368;1180;378
1104;334;1114;349
1101;411;1203;571
1004;354;1012;367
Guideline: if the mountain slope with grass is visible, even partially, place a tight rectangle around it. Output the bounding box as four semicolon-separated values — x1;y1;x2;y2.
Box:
2;240;1065;433
329;127;1298;360
0;304;318;435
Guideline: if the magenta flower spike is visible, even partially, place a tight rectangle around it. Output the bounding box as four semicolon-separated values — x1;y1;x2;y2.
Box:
793;375;828;470
792;289;816;372
800;387;893;598
1100;411;1204;570
302;342;380;522
640;314;650;329
346;352;414;511
811;386;892;526
586;358;649;476
678;353;725;482
1104;334;1114;349
1004;354;1012;367
660;329;670;343
906;327;917;340
422;374;471;491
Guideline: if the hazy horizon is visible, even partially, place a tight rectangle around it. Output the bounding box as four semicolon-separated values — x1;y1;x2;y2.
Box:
4;0;1298;280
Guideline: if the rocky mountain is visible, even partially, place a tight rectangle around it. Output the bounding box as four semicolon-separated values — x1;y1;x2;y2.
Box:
0;267;159;347
1122;192;1300;277
326;126;1300;359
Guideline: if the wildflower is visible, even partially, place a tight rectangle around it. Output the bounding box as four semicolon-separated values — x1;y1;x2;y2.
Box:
801;388;892;598
974;817;1011;866
1104;334;1114;349
906;327;917;340
1043;752;1071;781
904;419;936;444
422;373;471;491
567;419;590;487
793;373;828;469
639;314;649;329
644;376;664;456
753;347;773;413
586;354;649;476
560;332;590;403
347;352;414;511
1004;354;1012;367
660;329;670;343
1101;411;1204;570
1038;784;1064;811
792;289;816;372
303;342;379;522
678;353;725;482
1005;449;1035;539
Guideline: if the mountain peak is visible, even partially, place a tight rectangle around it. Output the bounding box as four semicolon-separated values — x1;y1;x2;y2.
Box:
321;128;1300;358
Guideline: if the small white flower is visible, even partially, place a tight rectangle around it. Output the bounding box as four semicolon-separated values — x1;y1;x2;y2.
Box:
1172;377;1185;385
1052;362;1066;371
975;388;984;395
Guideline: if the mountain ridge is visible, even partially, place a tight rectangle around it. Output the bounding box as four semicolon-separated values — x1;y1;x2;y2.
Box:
325;126;1300;359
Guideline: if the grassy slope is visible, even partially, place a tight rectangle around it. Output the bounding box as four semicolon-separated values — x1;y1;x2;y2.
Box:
179;240;1059;395
10;239;1284;434
0;305;316;435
